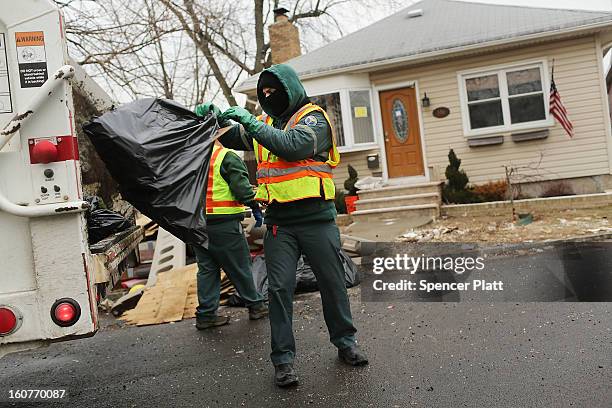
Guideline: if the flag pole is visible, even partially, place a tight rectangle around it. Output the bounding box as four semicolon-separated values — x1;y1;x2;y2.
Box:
551;58;555;81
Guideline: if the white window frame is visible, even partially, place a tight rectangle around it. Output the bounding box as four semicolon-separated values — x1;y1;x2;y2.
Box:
310;88;378;153
457;59;554;138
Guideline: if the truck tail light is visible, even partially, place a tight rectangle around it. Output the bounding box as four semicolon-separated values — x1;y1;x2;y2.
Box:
51;299;81;327
0;306;19;336
31;140;59;164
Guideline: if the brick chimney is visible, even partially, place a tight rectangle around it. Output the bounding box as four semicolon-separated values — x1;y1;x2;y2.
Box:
269;7;301;64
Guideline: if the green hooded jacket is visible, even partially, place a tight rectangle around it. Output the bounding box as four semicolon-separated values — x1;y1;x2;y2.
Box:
219;64;337;226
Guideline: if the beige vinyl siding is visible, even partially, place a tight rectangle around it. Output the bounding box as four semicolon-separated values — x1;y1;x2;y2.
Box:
332;148;381;189
370;35;612;184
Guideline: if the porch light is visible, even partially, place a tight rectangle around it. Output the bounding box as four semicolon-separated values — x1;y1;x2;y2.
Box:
422;93;430;108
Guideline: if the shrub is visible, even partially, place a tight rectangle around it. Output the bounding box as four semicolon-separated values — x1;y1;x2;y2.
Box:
344;164;359;196
473;180;508;202
443;189;482;204
442;149;481;204
540;181;575;198
445;149;468;191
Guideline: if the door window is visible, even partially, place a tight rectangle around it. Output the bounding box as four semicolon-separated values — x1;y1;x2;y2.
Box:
391;99;408;143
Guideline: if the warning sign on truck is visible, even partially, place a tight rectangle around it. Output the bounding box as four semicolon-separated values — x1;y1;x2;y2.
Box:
15;31;48;88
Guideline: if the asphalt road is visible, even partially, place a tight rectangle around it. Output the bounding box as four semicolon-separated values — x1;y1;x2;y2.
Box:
2;288;611;407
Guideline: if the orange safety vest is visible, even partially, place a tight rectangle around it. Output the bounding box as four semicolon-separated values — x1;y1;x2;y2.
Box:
253;103;340;203
205;145;246;215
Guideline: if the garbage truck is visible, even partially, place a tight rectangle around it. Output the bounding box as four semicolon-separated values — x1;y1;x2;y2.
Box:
0;0;122;356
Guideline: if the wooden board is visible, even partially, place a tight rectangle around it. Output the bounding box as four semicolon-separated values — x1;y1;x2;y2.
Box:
120;263;237;326
121;264;195;326
183;277;198;319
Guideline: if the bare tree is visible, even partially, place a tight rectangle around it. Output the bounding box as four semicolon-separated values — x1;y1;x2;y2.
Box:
58;0;215;105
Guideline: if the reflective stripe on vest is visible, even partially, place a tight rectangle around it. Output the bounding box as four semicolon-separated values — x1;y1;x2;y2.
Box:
253;103;340;203
206;145;246;215
255;103;339;167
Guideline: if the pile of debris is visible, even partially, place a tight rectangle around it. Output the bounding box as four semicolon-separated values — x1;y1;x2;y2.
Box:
397;206;612;243
119;264;236;326
399;226;461;242
104;224;366;326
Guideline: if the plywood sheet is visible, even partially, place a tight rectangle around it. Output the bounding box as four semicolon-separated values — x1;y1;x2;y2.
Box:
121;264;195;326
121;264;237;326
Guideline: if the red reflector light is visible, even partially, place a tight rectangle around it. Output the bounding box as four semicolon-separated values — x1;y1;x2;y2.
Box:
0;307;18;336
55;303;76;322
32;140;59;164
51;299;81;327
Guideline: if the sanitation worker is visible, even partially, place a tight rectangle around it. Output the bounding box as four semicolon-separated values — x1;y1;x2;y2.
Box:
196;63;368;387
189;134;268;330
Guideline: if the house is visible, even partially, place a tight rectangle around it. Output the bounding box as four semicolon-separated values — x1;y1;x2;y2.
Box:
236;0;612;218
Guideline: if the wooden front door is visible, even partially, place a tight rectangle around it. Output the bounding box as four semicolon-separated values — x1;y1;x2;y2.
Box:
379;87;425;178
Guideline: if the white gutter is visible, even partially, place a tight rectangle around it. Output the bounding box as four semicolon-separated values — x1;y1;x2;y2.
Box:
235;19;612;93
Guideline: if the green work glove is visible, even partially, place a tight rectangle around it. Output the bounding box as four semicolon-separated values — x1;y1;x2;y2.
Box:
218;106;263;134
195;102;233;127
194;102;221;118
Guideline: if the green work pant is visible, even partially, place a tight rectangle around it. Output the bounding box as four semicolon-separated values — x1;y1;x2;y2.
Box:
264;220;357;365
192;219;263;319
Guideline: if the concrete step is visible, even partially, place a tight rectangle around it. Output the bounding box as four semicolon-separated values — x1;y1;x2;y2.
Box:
351;203;440;223
355;192;441;211
358;181;443;200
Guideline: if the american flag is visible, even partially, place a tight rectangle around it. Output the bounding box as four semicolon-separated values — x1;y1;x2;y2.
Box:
549;78;573;138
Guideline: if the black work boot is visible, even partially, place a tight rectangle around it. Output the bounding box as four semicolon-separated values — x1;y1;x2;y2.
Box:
196;315;230;330
338;345;369;366
274;363;298;387
248;302;269;320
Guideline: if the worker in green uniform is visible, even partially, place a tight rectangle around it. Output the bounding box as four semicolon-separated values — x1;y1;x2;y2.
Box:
190;135;268;330
197;63;368;387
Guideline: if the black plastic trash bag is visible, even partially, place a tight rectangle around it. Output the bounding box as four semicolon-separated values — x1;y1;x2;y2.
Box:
85;196;131;244
295;255;319;293
340;249;360;288
295;250;360;292
252;254;269;300
83;98;218;246
248;250;359;298
228;255;269;306
86;195;105;211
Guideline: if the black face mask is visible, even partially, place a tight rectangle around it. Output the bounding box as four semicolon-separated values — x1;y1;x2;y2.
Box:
257;72;289;118
262;89;289;118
